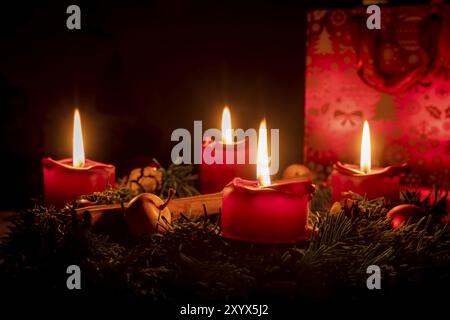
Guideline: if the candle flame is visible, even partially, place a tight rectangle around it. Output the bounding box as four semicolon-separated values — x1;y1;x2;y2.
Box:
360;120;371;174
73;109;85;168
221;106;233;144
257;118;271;186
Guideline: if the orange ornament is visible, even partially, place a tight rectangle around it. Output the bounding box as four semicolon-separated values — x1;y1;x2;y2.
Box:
124;193;172;235
282;164;313;180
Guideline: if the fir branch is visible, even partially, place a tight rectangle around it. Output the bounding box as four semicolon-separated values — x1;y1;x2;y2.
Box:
153;159;200;199
1;187;449;304
80;187;134;205
77;159;200;207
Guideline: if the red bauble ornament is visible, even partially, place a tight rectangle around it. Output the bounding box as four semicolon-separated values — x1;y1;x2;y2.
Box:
441;214;450;230
387;204;425;229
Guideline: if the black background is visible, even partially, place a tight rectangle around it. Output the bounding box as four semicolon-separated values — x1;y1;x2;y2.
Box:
0;0;429;208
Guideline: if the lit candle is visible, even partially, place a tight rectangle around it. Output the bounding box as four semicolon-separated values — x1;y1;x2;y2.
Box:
329;120;408;204
221;119;315;243
42;109;115;207
199;106;255;193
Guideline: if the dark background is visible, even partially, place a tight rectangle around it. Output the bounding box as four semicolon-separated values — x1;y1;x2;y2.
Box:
0;0;430;209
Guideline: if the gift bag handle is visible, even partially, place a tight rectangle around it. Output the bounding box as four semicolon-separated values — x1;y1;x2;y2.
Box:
351;9;442;93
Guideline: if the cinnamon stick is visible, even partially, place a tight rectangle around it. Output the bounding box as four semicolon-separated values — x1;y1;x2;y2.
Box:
167;192;222;217
75;192;223;224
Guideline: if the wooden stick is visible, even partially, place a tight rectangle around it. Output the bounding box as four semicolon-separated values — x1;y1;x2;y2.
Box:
74;178;312;224
75;192;223;224
167;192;222;217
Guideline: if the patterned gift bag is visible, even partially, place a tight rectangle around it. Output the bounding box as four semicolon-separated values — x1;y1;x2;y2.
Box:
304;4;450;188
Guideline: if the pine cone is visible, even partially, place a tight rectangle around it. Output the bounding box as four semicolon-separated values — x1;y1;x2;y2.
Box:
123;166;163;195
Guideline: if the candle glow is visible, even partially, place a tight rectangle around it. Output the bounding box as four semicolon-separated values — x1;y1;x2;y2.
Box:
221;115;314;243
43;108;115;207
72;109;85;168
257;119;271;187
330;119;408;204
221;106;233;144
200;106;255;193
360;120;371;174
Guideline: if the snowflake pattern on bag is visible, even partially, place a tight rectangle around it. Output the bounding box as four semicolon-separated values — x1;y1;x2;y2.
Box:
304;5;450;188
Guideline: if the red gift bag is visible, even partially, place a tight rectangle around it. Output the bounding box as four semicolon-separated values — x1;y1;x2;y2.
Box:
304;4;450;188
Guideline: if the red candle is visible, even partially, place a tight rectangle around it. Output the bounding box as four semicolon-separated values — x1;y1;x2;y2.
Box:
200;106;255;193
330;162;408;204
222;178;314;243
43;109;115;207
330;121;408;204
221;119;315;243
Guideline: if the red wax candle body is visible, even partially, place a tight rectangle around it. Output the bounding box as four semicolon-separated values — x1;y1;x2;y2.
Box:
330;162;408;204
43;157;115;207
200;138;255;193
221;178;315;243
